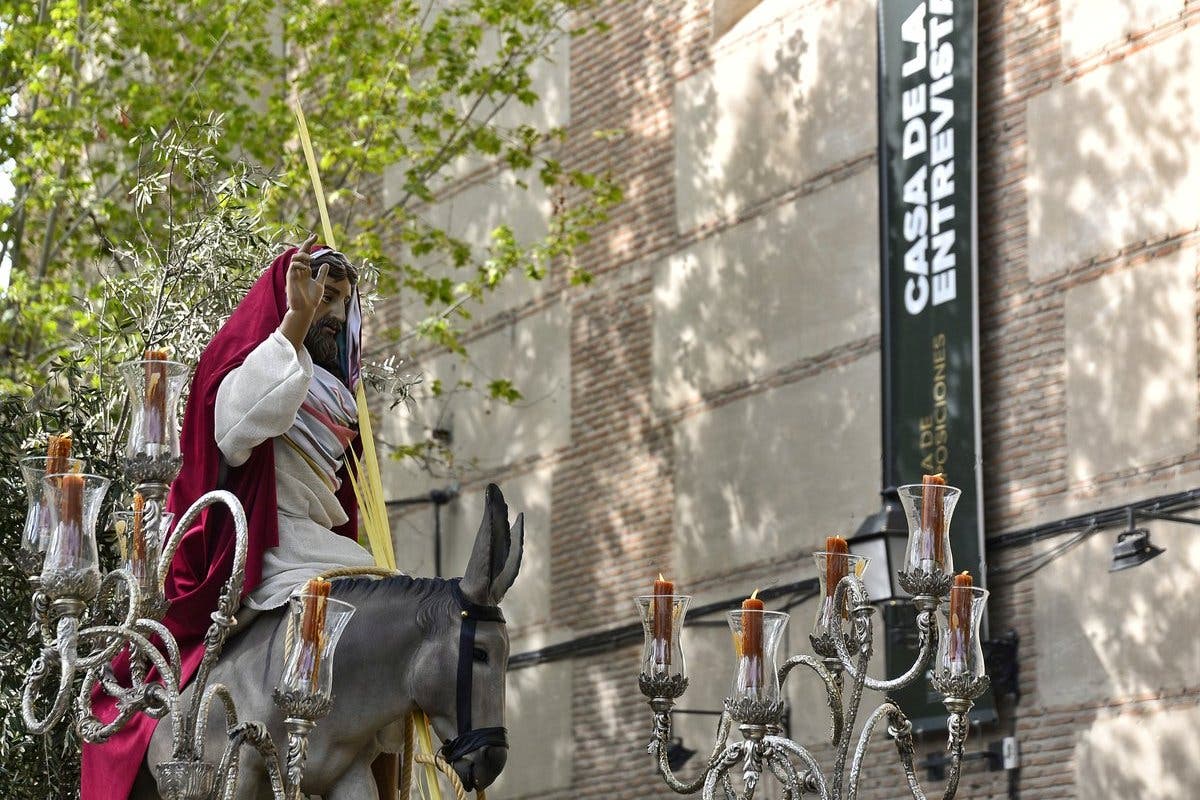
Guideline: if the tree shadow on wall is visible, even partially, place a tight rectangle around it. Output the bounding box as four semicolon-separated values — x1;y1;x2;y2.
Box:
661;0;882;585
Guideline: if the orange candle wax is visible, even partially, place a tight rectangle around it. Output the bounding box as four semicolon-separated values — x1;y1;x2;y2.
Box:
652;574;674;666
300;578;331;685
144;349;169;445
60;473;85;563
921;473;947;566
132;492;147;579
742;590;764;688
46;434;72;476
948;571;973;668
825;535;849;597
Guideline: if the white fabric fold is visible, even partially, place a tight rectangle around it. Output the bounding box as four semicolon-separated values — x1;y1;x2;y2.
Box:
213;330;374;611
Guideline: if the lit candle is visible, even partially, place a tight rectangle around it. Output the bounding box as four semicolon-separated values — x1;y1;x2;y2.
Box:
144;349;169;447
59;473;85;566
300;578;331;686
948;571;973;673
742;589;764;689
921;473;947;570
825;535;848;596
652;574;674;667
43;434;74;547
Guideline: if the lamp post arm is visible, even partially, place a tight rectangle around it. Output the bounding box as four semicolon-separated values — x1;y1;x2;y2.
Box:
77;570;142;670
828;580;874;800
193;682;240;757
778;655;843;745
938;710;970;800
765;749;802;800
831;603;937;693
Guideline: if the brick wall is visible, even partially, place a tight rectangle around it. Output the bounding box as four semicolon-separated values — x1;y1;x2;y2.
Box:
381;1;1200;798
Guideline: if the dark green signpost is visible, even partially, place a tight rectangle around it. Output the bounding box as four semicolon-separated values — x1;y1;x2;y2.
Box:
876;0;994;731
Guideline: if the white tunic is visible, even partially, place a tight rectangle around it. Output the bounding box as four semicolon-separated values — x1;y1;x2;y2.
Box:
214;330;375;610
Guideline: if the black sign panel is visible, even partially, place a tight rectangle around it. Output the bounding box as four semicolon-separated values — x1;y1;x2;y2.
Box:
877;0;991;729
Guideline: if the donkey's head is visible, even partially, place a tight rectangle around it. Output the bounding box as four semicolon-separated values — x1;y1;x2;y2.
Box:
409;484;523;791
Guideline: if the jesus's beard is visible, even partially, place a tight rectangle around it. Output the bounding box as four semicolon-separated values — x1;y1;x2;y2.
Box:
305;315;344;377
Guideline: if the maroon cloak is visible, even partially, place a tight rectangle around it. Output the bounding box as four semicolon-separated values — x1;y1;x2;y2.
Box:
81;246;360;800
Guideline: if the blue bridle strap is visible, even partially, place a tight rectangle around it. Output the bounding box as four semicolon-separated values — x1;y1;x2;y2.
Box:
440;582;508;765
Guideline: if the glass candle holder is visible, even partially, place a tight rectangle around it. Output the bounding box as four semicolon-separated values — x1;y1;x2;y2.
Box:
119;359;188;466
727;609;789;705
278;593;356;699
113;509;174;604
936;585;989;681
635;594;692;679
40;473;111;602
812;552;870;637
898;483;962;576
18;455;85;577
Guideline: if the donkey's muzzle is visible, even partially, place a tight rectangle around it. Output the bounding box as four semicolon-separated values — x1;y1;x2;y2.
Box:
441;727;509;789
464;743;508;790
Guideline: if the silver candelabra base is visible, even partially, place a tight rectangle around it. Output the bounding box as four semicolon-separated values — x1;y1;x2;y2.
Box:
20;461;346;800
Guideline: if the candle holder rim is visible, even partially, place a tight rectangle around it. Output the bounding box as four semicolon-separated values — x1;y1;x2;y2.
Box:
634;593;694;601
41;471;112;486
19;455;87;468
289;593;356;614
896;482;962;496
118;358;191;374
947;585;989;599
812;550;871;559
727;608;790;620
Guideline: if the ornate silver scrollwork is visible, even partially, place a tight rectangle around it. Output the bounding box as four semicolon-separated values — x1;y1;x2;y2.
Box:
723;697;785;728
896;569;953;601
642;570;985;800
17;483;338;800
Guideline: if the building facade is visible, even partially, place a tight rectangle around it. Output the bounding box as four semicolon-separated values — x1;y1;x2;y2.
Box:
381;1;1200;797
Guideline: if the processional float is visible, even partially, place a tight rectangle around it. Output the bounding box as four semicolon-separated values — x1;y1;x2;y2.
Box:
637;476;990;800
18;352;355;800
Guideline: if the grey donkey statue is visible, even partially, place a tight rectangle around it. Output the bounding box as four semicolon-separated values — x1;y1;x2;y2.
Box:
133;483;524;799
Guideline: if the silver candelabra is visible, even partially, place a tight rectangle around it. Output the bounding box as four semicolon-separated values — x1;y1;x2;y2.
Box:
636;483;990;800
17;357;355;800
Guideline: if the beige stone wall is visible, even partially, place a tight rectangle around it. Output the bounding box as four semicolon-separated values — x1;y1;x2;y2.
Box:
671;354;881;583
674;0;876;232
370;1;1200;798
652;169;879;408
1035;517;1200;707
1075;704;1200;799
1026;25;1200;280
1064;249;1198;484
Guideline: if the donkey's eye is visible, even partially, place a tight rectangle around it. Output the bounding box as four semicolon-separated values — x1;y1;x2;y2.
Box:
472;647;489;664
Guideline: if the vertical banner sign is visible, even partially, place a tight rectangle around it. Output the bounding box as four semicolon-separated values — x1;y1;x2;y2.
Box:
877;0;990;729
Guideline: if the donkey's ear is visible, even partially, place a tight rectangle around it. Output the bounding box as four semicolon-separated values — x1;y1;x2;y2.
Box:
461;484;522;605
492;512;523;602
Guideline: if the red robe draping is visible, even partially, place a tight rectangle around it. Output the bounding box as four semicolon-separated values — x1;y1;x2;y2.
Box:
81;246;360;800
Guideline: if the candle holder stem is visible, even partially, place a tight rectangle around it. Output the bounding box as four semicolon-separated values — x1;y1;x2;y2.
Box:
284;717;315;800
